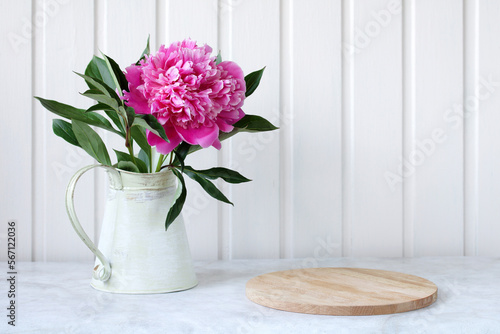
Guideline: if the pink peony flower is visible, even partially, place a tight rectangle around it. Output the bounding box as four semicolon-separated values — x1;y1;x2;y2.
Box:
123;39;246;154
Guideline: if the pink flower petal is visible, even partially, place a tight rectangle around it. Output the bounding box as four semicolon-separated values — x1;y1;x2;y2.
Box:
175;122;219;148
147;128;182;155
124;39;247;152
211;138;221;150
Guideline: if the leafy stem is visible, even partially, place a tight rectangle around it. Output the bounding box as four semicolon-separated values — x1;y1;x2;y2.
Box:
126;138;136;165
121;108;137;165
149;151;153;173
155;154;167;173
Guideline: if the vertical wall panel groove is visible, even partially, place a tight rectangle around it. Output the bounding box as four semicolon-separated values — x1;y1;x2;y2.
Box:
464;0;479;256
341;0;354;257
32;0;47;261
403;0;416;257
477;0;500;256
29;0;36;261
155;0;168;49
279;0;294;259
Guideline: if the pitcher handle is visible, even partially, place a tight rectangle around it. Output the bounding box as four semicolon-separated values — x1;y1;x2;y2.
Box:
65;164;123;282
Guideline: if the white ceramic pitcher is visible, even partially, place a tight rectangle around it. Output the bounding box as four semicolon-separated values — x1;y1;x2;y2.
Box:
65;165;198;294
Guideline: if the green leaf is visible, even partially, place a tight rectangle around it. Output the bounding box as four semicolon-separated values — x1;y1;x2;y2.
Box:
117;106;129;128
85;56;115;90
244;67;265;97
86;103;112;112
172;142;191;171
52;119;80;147
72;120;111;165
217;128;240;142
85;112;115;131
86;104;125;134
74;72;121;102
183;166;250;184
134;158;148;173
172;150;185;172
114;150;148;173
106;110;126;133
130;125;150;153
126;107;136;127
233;114;279;132
165;169;187;230
81;91;127;130
114;149;131;162
35;97;124;137
117;161;140;173
183;169;233;205
35;96;90;120
215;51;222;65
186;144;203;155
138;149;151;172
135;35;150;65
81;90;120;111
101;52;129;93
131;126;151;172
133;115;169;142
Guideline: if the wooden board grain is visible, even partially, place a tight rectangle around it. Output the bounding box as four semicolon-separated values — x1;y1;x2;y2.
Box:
246;268;437;316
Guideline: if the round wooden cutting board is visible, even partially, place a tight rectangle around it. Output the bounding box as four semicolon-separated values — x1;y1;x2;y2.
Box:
246;267;438;316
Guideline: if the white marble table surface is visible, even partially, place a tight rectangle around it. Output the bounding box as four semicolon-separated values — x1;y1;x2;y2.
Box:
2;257;500;334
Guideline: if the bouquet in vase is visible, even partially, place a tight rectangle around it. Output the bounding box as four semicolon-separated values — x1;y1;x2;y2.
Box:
36;38;277;229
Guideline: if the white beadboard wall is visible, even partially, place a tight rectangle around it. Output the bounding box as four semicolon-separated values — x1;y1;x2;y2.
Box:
1;0;500;262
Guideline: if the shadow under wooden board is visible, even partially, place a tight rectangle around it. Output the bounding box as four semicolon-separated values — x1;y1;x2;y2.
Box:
246;268;438;316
